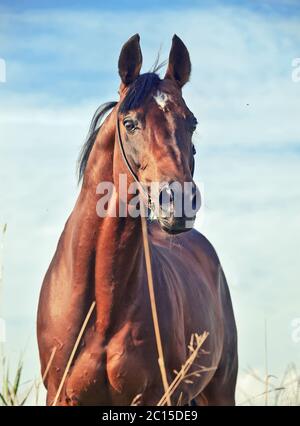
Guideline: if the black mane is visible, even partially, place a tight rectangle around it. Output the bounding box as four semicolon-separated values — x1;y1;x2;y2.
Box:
77;101;117;182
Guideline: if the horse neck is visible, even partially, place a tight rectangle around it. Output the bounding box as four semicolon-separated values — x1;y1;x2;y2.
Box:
74;107;143;336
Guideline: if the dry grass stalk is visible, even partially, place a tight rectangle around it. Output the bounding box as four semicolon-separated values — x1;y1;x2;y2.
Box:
264;318;269;406
42;346;57;383
238;363;300;406
130;393;142;406
140;201;171;406
52;300;96;406
157;331;211;406
34;346;57;405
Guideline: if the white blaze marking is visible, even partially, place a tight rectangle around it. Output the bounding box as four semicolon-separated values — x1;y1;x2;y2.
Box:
153;91;169;111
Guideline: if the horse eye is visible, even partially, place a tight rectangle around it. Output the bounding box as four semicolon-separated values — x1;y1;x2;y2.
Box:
123;119;136;133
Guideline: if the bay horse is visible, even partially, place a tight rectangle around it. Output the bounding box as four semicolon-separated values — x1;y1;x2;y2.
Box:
37;34;238;406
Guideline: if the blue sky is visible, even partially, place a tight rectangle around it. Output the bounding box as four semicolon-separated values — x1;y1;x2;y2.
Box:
1;0;300;104
0;0;300;404
1;0;300;14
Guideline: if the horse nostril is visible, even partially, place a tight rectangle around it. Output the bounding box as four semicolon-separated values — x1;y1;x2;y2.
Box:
192;192;197;211
159;185;174;213
191;185;200;212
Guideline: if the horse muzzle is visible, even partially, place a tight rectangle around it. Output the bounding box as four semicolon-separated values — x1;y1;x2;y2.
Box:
156;182;200;234
159;216;196;234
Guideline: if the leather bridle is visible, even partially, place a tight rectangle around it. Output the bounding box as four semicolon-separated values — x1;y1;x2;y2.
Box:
116;116;154;211
116;114;196;213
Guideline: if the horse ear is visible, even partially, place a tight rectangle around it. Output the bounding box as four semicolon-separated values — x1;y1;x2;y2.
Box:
118;34;143;86
165;35;191;88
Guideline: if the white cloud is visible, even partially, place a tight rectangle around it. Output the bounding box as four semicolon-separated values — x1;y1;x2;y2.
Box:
1;6;300;145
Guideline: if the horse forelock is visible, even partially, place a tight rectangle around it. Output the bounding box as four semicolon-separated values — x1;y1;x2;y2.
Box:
119;72;161;115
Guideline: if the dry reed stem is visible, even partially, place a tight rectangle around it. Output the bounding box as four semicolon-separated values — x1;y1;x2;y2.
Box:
130;393;142;406
33;346;58;405
264;318;269;406
52;300;96;406
157;331;210;406
140;200;171;406
238;386;286;406
42;346;57;383
238;363;300;406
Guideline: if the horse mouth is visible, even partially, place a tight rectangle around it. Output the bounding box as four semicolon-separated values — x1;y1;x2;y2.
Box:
158;217;196;235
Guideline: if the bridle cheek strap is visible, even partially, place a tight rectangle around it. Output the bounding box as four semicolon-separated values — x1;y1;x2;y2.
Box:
116;116;196;210
116;117;153;210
